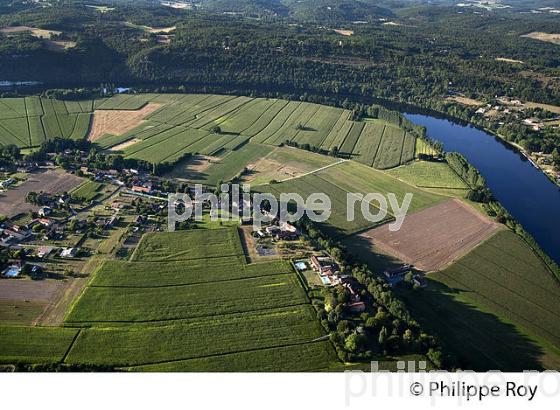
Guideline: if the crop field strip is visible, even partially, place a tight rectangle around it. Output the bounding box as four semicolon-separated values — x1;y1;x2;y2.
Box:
351;122;385;166
90;258;293;287
63;305;326;367
432;230;560;348
0;95;415;172
127;340;337;372
65;273;308;323
56;226;335;370
402;230;560;370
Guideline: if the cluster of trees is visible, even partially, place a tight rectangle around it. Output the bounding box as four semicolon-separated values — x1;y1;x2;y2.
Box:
0;144;21;168
445;152;492;202
1;3;558;118
25;138;154;174
295;217;453;368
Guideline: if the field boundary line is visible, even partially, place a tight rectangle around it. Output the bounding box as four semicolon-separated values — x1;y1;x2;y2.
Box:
261;101;304;145
89;271;295;289
277;158;347;182
60;328;82;364
64;302;311;326
120;339;331;370
238;99;280;135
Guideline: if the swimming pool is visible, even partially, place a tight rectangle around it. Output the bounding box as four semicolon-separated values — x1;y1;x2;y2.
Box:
3;267;20;278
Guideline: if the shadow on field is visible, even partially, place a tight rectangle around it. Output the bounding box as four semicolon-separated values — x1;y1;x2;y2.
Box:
341;231;403;274
342;233;545;371
163;157;210;181
399;280;546;371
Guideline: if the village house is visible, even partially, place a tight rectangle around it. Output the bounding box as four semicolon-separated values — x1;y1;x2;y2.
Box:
60;247;78;258
383;264;413;287
35;246;54;259
38;206;52;217
265;221;299;240
0;178;15;189
341;278;366;313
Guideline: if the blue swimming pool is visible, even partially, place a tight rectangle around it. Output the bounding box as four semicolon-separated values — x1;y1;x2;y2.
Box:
3;267;20;278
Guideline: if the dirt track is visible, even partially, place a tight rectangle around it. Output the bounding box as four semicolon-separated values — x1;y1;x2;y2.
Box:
358;198;501;272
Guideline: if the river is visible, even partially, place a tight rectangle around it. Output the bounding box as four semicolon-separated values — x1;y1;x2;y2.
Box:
405;113;560;264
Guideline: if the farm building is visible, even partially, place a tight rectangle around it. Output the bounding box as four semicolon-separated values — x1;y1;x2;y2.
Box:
383;265;412;287
38;206;52;217
0;178;15;189
60;248;77;258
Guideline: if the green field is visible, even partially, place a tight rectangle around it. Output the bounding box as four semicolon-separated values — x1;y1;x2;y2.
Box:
0;97;92;148
91;258;292;287
0;94;416;179
400;230;560;371
387;161;469;190
189;143;274;185
45;226;336;370
0;226;337;370
0;326;79;364
65;305;326;367
131;228;245;262
66;273;308;323
255;160;444;236
70;180;103;201
129;340;337;372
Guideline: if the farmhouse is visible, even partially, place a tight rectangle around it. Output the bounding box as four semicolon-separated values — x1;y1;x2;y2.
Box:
36;246;54;259
131;184;152;194
60;247;77;258
38;206;52;217
265;222;299;240
383;265;412;287
0;178;15;189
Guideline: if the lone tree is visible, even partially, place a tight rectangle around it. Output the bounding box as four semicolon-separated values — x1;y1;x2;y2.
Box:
210;125;222;134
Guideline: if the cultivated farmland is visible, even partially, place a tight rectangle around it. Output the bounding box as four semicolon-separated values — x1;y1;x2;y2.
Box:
255;160;444;236
0;97;92;147
54;227;336;370
356;198;501;272
1;94;417;175
401;230;560;371
0;169;84;217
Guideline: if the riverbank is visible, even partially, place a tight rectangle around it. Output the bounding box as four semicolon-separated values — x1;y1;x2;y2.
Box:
405;112;560;265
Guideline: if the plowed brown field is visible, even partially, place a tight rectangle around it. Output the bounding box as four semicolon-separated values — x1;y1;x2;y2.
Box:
357;198;501;271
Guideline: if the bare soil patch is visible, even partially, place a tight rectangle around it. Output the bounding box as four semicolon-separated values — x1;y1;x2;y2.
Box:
44;40;77;52
0;279;62;301
38;277;88;326
243;157;304;183
110;138;141;151
522;32;560;45
334;29;354;36
357;199;501;272
495;57;524;64
0;26;61;39
446;96;484;107
0;169;84;217
87;103;162;141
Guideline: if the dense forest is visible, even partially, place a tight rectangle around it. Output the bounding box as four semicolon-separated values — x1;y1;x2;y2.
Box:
0;1;558;152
